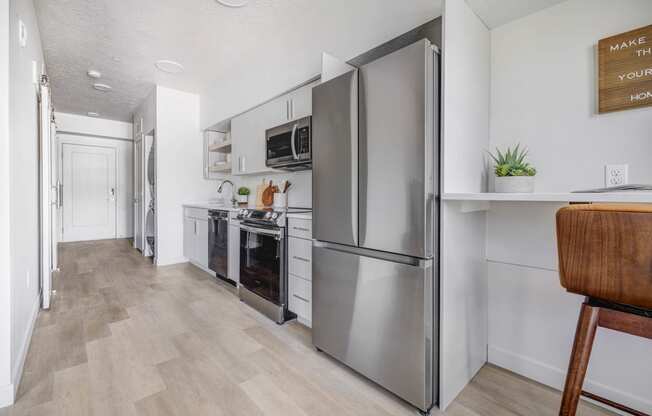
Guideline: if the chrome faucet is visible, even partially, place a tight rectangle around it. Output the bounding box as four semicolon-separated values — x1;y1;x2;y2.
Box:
217;180;237;206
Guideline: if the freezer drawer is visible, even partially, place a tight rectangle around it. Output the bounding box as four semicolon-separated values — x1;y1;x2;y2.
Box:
312;242;437;411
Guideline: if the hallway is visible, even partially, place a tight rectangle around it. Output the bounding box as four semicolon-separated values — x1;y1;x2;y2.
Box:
3;240;614;416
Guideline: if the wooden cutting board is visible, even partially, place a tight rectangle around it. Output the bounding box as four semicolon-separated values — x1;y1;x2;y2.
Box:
262;181;275;207
255;180;266;207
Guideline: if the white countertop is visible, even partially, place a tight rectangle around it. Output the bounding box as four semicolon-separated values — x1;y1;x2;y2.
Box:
183;202;242;211
442;191;652;203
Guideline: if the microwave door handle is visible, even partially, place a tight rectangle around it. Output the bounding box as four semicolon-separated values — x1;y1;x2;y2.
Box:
290;124;299;160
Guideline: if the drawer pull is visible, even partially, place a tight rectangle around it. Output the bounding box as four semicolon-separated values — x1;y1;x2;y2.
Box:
293;227;310;232
292;256;310;263
293;294;310;303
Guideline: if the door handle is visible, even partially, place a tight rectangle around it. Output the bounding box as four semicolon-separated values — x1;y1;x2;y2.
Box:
57;182;63;208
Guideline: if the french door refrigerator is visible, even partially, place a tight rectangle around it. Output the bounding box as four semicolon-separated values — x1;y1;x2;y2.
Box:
312;38;439;413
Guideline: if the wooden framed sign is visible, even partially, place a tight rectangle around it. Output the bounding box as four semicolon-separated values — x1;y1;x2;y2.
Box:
598;24;652;113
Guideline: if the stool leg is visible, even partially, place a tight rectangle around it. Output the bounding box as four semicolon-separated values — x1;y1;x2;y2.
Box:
559;303;600;416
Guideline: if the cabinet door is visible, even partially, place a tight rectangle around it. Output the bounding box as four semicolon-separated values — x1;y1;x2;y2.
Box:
263;94;290;127
231;104;278;176
183;217;195;261
228;224;240;284
195;219;209;269
290;84;314;120
230;111;254;176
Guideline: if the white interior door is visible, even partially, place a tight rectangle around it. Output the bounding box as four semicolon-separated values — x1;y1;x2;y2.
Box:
133;135;144;251
62;143;117;242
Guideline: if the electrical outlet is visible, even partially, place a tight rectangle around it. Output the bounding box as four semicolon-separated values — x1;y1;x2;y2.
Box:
605;164;628;187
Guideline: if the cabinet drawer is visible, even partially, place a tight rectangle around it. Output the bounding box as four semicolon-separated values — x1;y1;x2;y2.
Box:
288;218;312;239
184;207;208;220
288;237;312;280
288;275;312;323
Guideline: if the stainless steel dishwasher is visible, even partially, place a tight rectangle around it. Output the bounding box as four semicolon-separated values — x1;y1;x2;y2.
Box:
208;210;235;285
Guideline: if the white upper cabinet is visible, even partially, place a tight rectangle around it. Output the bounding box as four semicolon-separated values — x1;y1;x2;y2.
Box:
230;80;318;176
289;83;314;120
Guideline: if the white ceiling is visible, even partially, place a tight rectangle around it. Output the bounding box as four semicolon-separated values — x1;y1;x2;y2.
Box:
35;0;567;123
35;0;441;122
467;0;568;29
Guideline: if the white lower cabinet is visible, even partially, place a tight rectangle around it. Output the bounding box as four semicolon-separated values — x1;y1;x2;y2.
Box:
288;274;312;326
287;229;312;327
183;208;210;272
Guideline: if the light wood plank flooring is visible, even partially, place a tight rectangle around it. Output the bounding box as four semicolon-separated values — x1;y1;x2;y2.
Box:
3;239;615;416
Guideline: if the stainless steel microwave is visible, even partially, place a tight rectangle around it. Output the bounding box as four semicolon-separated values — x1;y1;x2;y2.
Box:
265;116;311;171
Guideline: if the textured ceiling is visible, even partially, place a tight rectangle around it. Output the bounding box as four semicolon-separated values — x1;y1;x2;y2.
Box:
34;0;442;122
466;0;568;28
35;0;568;122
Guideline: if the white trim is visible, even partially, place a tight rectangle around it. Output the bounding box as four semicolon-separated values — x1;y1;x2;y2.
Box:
0;382;13;408
156;257;188;267
489;345;652;414
12;296;39;398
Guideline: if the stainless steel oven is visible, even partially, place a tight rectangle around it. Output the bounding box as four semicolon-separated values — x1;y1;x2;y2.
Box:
238;221;290;323
265;116;311;171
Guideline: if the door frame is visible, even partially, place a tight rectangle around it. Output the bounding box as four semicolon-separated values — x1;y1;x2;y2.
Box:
59;141;119;242
133;132;145;251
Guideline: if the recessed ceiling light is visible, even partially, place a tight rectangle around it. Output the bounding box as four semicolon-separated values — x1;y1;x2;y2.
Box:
215;0;248;7
93;83;112;92
155;59;184;74
87;112;99;117
87;69;101;79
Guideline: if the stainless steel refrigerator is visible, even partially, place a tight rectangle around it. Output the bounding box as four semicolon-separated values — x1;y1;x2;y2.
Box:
312;38;439;413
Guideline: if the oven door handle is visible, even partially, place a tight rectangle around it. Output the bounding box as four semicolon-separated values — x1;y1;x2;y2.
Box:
240;224;284;239
290;123;299;160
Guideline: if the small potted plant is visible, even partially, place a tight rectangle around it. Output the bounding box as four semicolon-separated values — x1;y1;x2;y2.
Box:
237;186;250;205
488;144;537;193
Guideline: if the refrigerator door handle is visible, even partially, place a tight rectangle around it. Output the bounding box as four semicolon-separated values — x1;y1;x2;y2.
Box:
350;71;359;245
313;240;433;268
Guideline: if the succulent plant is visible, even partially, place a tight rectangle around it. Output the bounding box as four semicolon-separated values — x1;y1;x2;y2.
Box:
487;144;536;177
237;186;250;196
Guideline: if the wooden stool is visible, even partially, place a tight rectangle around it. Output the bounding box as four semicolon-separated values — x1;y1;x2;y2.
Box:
556;204;652;416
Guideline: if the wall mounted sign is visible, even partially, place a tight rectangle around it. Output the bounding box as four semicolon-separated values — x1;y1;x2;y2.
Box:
598;24;652;113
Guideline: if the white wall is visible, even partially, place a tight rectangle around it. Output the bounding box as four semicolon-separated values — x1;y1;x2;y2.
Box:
490;0;652;192
0;0;12;407
55;113;134;240
55;112;132;140
487;0;652;413
439;0;490;409
5;0;45;406
206;170;312;209
155;86;216;266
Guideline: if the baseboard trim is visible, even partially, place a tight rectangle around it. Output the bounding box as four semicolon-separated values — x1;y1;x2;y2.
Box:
11;296;40;400
155;257;187;267
488;345;652;414
0;382;14;408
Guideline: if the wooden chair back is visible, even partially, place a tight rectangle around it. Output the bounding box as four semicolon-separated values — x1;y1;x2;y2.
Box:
556;204;652;310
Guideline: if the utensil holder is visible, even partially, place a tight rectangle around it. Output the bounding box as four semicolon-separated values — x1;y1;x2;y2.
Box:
273;193;287;208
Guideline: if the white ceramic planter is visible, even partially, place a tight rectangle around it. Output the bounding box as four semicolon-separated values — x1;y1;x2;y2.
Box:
238;194;249;204
494;176;535;193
